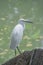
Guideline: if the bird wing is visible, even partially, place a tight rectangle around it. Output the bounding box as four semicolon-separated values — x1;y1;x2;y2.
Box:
10;24;24;50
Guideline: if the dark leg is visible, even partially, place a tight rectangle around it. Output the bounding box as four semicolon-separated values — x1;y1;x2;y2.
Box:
15;49;16;56
17;46;21;54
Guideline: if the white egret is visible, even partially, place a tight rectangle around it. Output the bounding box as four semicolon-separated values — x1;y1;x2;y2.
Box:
10;18;32;55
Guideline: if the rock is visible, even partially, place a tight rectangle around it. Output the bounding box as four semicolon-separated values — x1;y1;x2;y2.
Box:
2;49;43;65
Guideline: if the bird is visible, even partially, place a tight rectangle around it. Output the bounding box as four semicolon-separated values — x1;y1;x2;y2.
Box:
10;18;32;55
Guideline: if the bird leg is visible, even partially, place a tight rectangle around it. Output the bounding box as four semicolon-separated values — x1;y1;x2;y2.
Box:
17;46;21;54
15;49;16;56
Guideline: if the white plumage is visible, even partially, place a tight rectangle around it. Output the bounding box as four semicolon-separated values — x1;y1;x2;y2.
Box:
10;18;32;54
10;24;24;50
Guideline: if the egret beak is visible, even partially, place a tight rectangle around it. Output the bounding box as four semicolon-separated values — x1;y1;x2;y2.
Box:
24;19;33;23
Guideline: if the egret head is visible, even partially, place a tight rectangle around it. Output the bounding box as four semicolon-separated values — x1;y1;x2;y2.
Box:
18;18;32;25
18;18;25;27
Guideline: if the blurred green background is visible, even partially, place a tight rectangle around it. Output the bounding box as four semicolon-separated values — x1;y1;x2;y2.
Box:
0;0;43;64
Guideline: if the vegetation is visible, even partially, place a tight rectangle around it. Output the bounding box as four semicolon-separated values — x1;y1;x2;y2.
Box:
0;0;43;64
